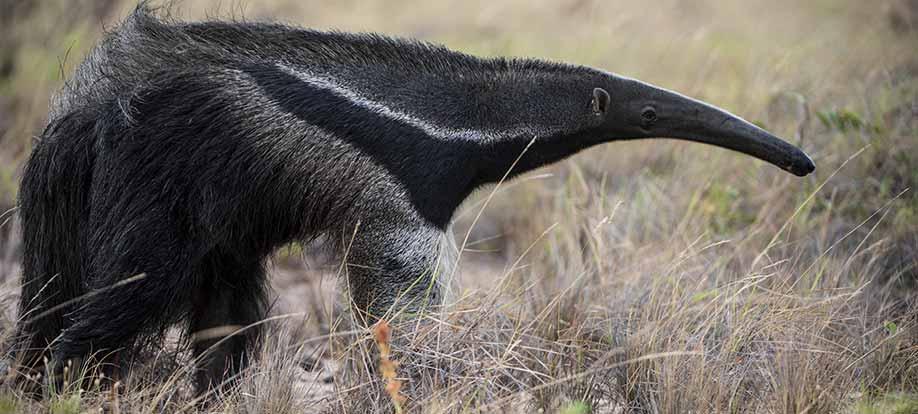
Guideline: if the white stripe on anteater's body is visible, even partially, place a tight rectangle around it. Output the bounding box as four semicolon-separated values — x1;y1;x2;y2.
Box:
276;63;562;143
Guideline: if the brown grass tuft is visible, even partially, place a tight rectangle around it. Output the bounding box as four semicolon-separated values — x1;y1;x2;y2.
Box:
373;320;407;413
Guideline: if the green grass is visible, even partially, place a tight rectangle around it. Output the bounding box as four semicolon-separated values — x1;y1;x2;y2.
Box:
854;393;918;414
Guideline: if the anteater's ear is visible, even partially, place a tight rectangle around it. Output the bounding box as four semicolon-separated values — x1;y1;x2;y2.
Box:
591;87;610;115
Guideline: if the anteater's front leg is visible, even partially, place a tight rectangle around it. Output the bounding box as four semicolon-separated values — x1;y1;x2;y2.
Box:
344;215;448;324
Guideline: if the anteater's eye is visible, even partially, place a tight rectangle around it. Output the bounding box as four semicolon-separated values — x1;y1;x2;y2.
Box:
641;107;657;123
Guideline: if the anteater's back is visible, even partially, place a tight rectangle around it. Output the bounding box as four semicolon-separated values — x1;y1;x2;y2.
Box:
53;8;491;121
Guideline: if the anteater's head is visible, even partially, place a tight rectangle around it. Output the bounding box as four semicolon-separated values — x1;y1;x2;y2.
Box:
578;73;815;176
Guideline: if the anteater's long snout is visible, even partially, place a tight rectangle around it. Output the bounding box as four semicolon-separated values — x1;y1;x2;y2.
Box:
619;78;816;177
680;104;816;176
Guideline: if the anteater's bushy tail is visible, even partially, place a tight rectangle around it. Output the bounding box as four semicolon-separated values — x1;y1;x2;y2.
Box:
15;109;99;370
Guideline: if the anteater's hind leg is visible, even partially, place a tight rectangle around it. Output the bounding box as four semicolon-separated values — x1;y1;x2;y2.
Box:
345;216;447;324
188;251;268;396
50;220;198;384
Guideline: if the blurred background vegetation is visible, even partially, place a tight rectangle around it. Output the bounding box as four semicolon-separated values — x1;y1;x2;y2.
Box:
0;0;915;412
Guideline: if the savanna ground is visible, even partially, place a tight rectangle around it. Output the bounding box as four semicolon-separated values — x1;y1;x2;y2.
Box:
0;0;916;412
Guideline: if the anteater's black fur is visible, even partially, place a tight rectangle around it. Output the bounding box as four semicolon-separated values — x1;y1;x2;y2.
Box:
14;5;815;395
16;6;609;392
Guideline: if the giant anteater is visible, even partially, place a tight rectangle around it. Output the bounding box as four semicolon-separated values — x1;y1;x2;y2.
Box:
14;6;814;394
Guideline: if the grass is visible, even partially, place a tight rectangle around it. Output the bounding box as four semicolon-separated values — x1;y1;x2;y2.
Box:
0;0;916;412
854;393;918;414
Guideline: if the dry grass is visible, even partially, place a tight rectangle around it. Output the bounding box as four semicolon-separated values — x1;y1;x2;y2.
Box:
0;0;916;413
